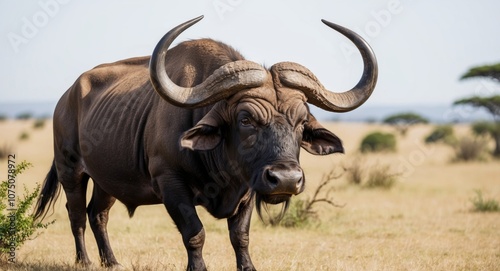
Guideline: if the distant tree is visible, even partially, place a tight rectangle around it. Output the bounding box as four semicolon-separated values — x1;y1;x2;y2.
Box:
456;63;500;157
425;125;457;146
15;112;32;120
472;121;498;136
383;112;429;136
453;96;500;121
460;63;500;81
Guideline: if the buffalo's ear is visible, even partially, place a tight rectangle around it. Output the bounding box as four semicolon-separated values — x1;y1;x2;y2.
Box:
181;107;225;151
181;124;221;151
301;116;344;155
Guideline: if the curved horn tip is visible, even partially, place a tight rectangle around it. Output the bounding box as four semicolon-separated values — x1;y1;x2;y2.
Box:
191;15;204;23
320;19;331;25
173;16;204;31
179;15;204;28
321;19;347;32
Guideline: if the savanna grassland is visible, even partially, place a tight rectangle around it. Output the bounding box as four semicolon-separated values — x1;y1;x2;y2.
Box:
0;119;499;271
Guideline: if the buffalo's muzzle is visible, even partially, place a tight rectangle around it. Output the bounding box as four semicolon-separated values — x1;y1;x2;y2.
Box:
259;163;304;197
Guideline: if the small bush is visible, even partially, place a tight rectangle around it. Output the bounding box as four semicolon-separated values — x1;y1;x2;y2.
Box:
0;115;7;122
470;190;499;212
344;160;399;189
19;132;29;141
364;164;399;189
425;125;457;145
343;157;365;185
360;132;396;153
33;119;46;129
453;137;488;162
0;161;54;262
272;169;344;228
278;199;310;228
0;144;13;161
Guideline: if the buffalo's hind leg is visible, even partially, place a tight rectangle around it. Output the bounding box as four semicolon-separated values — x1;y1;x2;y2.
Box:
60;169;92;266
87;183;123;269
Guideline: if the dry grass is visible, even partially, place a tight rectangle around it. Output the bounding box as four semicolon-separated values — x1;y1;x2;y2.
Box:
453;136;489;162
0;143;14;161
0;121;499;270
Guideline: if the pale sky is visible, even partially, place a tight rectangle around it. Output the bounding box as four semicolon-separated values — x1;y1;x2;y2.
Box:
1;0;500;108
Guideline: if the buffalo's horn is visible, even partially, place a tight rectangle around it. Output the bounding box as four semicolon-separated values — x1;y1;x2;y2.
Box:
149;16;268;108
272;20;378;112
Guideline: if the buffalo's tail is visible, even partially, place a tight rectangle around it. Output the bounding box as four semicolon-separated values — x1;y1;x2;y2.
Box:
33;160;61;221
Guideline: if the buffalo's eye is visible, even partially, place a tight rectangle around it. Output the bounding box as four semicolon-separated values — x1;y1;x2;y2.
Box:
297;118;308;129
296;118;308;134
240;117;252;127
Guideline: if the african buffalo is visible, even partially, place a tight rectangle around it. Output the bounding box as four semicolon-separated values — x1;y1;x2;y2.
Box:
34;16;377;271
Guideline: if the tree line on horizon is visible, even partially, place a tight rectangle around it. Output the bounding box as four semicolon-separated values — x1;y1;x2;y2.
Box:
364;62;500;158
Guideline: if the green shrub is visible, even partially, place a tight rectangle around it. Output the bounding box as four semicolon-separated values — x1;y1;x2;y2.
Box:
0;161;54;262
32;119;46;129
19;132;29;141
360;132;396;153
425;125;457;145
278;198;311;228
470;190;499;212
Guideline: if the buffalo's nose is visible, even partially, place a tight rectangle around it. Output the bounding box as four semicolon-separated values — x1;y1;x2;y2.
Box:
264;165;304;194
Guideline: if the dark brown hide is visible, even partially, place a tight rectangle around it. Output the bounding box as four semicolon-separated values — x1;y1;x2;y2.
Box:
34;17;376;271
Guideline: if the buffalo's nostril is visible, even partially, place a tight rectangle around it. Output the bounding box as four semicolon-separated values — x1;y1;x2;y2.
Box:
296;176;303;188
266;169;279;186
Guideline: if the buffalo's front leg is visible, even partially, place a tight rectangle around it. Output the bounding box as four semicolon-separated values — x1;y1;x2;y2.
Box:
157;176;206;271
228;198;255;271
